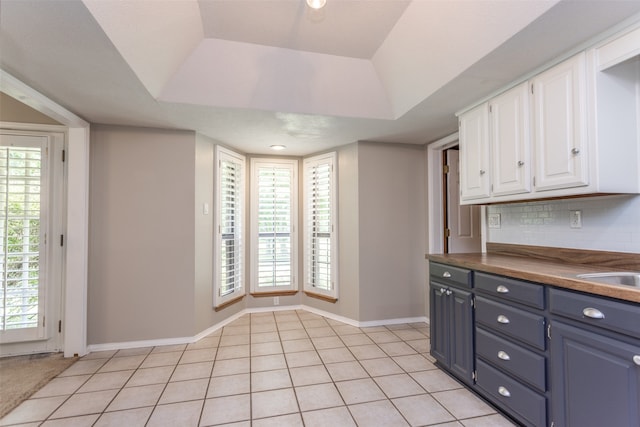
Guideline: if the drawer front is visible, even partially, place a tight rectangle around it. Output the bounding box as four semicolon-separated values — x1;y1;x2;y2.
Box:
476;297;546;350
549;288;640;339
475;272;544;309
476;327;546;392
430;262;472;289
476;359;547;427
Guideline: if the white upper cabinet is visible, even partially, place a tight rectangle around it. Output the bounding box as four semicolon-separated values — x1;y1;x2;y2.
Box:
457;22;640;205
532;52;589;192
459;103;490;201
489;82;531;197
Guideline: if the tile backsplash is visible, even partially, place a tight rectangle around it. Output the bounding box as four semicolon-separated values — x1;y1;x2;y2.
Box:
487;195;640;254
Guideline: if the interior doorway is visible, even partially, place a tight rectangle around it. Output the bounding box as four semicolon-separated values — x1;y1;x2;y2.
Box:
444;148;481;253
427;133;484;255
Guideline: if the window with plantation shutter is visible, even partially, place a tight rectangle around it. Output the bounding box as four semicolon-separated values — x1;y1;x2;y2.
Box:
250;159;297;293
303;152;337;300
214;146;245;308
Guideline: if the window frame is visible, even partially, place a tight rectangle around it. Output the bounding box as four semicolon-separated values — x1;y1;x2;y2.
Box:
214;146;246;309
250;158;298;295
302;152;338;301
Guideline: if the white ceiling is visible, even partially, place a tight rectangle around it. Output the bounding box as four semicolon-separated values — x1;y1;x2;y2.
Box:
1;0;640;155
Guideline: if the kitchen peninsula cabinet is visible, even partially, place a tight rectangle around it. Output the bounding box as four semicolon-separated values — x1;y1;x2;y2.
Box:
429;262;474;385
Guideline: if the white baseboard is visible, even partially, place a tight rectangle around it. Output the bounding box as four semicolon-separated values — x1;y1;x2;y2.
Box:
86;305;429;354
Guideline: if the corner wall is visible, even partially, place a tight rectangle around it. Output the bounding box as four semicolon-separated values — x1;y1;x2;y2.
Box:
357;142;427;322
88;125;197;344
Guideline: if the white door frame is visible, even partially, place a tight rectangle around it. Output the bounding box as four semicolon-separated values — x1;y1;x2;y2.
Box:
1;70;90;357
426;132;487;255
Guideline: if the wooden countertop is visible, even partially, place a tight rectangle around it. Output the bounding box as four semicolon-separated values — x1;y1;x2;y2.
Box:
427;244;640;304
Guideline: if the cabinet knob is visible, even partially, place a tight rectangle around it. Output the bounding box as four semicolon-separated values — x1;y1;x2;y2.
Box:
498;386;511;397
571;148;581;155
442;271;452;278
497;350;511;361
517;160;524;167
446;289;452;296
479;170;486;175
496;285;509;294
634;355;640;366
497;315;510;324
582;307;605;319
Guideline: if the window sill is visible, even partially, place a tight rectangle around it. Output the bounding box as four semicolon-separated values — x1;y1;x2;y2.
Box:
304;291;338;303
214;294;245;312
250;290;298;297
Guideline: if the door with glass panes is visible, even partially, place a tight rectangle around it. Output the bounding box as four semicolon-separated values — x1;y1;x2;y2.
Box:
0;131;64;356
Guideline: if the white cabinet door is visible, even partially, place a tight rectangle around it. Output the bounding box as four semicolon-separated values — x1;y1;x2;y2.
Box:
532;53;589;192
489;82;531;197
459;103;490;201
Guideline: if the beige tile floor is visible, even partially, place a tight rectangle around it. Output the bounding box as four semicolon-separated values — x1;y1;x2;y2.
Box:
0;310;516;427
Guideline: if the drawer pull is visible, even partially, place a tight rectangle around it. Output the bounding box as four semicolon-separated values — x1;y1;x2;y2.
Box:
633;355;640;366
497;351;511;361
583;307;605;319
442;271;452;278
496;285;509;293
498;386;511;397
497;315;510;324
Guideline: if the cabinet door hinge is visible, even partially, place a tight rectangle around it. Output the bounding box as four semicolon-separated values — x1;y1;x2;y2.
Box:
547;323;552;339
43;316;45;328
62;149;66;162
443;165;450;174
444;228;451;238
60;235;64;246
471;297;475;309
531;83;534;94
472;370;477;381
489;105;492;113
58;320;62;333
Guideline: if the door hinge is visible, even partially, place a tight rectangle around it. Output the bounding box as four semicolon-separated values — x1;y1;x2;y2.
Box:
443;165;450;174
60;235;64;246
58;320;62;333
43;316;45;328
62;149;66;162
444;228;451;238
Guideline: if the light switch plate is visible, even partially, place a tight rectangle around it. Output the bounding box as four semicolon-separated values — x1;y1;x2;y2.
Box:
488;213;501;229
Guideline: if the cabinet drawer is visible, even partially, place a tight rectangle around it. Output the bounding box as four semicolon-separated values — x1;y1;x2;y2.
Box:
430;262;472;289
476;359;547;427
476;327;546;392
476;297;546;350
475;272;544;309
549;288;640;339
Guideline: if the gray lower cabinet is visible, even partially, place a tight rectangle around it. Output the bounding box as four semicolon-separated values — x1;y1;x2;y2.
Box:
429;262;474;385
549;289;640;427
474;272;548;427
429;262;640;427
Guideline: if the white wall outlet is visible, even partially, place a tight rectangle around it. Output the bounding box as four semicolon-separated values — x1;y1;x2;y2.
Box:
273;297;279;306
488;213;501;229
570;210;582;228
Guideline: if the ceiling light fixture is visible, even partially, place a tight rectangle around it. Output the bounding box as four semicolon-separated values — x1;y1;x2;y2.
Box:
306;0;326;10
270;145;286;151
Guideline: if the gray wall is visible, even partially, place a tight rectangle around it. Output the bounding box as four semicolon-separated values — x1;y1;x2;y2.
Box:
88;125;196;344
0;92;61;125
357;142;427;321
